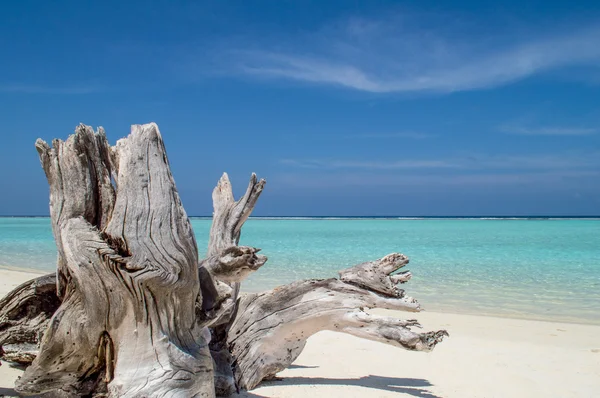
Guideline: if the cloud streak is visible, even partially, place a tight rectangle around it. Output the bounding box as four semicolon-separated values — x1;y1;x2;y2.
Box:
281;151;600;171
280;158;459;170
0;83;102;94
222;16;600;93
345;131;433;139
500;126;598;136
273;169;600;189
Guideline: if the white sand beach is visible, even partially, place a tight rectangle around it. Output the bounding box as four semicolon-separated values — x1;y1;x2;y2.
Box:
1;268;599;398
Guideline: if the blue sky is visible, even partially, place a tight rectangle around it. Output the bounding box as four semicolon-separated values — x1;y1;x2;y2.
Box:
1;0;599;216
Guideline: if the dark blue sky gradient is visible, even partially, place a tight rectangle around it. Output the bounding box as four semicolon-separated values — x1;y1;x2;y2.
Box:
1;1;599;216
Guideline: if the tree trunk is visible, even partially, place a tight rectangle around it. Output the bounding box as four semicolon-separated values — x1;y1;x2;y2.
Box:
0;123;447;397
12;124;214;397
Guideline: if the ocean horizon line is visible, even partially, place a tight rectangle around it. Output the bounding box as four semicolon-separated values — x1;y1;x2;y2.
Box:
1;215;600;220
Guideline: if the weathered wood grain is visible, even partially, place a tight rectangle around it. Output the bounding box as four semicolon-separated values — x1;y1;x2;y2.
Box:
0;123;446;397
14;124;214;398
228;254;448;390
0;274;59;365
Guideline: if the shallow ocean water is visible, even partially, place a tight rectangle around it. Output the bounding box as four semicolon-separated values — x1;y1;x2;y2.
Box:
1;217;599;324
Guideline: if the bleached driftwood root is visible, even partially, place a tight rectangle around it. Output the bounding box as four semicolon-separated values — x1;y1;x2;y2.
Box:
228;253;447;390
0;274;59;365
198;172;267;396
0;123;447;397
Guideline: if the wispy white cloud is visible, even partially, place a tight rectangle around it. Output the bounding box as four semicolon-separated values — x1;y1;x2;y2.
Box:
500;126;598;136
281;151;600;171
277;130;433;141
346;131;433;139
280;158;459;170
221;15;600;93
473;153;600;170
270;170;600;192
0;83;102;94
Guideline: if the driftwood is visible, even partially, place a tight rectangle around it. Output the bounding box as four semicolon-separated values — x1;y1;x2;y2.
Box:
228;253;447;391
0;274;60;366
0;123;447;397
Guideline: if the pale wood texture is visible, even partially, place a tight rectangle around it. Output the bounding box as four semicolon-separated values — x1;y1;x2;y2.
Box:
14;124;213;397
0;274;59;365
0;123;446;397
200;173;267;396
228;253;447;390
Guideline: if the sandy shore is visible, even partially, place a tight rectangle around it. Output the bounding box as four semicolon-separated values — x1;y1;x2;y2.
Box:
1;269;599;397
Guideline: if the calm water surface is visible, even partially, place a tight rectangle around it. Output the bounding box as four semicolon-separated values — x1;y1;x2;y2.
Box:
1;217;599;324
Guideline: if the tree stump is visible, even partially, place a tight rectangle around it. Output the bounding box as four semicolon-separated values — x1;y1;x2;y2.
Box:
0;123;447;397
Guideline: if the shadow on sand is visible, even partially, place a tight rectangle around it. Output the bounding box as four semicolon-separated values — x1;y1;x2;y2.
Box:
233;375;441;398
1;375;440;398
287;364;319;370
0;387;18;397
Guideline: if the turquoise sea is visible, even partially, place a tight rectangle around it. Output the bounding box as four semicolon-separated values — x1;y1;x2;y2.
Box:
1;217;599;325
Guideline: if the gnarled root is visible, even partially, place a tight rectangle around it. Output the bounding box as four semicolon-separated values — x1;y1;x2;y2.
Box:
228;253;448;391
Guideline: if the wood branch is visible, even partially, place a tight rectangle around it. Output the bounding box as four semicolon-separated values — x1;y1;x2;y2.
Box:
36;125;116;299
208;173;265;257
197;174;267;326
339;253;412;297
227;254;448;391
203;246;267;284
0;274;58;365
200;173;267;396
14;124;214;398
